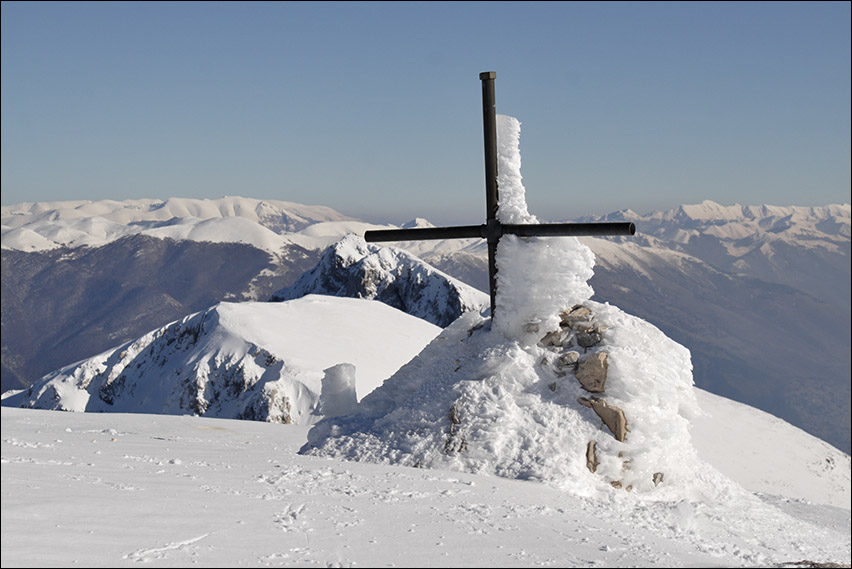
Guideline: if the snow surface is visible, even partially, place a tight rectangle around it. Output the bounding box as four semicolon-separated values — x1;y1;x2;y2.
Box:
2;404;849;568
292;114;851;564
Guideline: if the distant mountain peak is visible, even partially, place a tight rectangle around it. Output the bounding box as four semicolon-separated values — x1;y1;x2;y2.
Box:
270;235;489;327
401;218;435;229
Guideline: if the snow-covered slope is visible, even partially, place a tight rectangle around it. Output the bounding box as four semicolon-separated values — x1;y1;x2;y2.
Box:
298;116;689;501
690;388;850;509
270;234;490;327
2;296;441;424
2;406;849;568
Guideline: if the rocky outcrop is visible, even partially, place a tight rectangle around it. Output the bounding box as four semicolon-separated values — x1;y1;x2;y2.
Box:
535;303;664;490
270;235;489;327
579;397;628;442
576;353;608;393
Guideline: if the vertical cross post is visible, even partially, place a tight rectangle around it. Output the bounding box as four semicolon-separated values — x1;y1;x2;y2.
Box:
480;71;499;317
363;72;636;322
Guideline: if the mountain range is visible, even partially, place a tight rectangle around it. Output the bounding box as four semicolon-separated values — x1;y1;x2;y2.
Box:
2;197;850;453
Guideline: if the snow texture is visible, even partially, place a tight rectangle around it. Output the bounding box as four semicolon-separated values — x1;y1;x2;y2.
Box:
0;196;357;252
319;363;358;418
2;405;849;568
494;114;596;342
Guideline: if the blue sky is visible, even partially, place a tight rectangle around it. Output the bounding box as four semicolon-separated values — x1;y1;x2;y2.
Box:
2;1;850;225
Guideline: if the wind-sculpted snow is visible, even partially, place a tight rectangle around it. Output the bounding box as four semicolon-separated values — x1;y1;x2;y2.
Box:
301;304;732;500
270;234;490;327
302;114;735;504
2;297;441;423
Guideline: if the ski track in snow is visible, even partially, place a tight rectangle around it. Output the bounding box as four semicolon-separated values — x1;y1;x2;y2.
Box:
123;533;211;563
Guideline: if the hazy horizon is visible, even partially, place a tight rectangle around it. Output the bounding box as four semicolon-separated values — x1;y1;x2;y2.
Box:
2;1;850;226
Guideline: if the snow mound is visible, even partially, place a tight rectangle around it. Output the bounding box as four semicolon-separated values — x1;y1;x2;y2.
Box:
302;114;742;503
301;302;738;501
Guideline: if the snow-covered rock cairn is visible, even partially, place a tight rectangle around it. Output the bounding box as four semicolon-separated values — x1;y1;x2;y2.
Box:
302;115;711;500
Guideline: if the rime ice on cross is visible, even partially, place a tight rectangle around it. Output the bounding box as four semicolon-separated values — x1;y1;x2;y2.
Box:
365;72;635;319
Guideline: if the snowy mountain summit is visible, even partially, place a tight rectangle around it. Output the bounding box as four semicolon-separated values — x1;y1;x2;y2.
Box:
2;296;441;424
270;234;489;327
301;115;727;500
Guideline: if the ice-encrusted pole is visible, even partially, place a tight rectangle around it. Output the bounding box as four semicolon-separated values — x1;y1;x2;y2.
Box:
481;71;500;318
363;71;636;325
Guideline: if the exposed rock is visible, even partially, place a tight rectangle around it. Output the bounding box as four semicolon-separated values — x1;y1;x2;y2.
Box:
555;351;580;376
585;441;599;473
448;403;461;435
445;404;466;454
540;327;571;348
578;396;628;442
653;472;664;486
449;403;461;425
575;352;608;392
778;562;852;569
560;305;593;328
444;434;467;455
270;235;489;327
576;322;604;350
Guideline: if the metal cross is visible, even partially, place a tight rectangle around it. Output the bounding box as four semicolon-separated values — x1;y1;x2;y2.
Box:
365;71;635;319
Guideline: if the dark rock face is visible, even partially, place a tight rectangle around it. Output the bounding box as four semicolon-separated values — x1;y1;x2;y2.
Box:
270;235;488;328
3;305;301;424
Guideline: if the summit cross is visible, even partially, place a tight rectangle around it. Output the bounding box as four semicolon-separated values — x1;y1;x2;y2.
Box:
364;71;635;319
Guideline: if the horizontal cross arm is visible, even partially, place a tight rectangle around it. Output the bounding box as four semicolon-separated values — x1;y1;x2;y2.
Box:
364;221;635;243
364;225;485;242
503;221;636;237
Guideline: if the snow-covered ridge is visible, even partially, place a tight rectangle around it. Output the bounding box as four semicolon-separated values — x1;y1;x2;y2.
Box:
270;235;490;327
2;296;441;424
581;199;850;245
1;196;361;252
